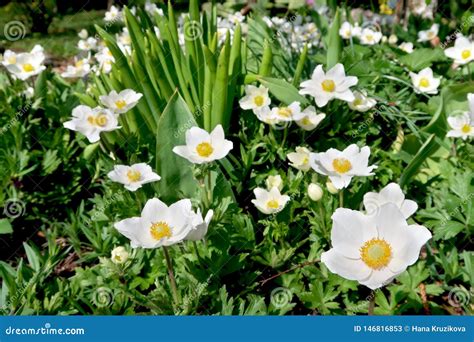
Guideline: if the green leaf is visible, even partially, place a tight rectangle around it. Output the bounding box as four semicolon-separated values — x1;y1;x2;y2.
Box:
257;77;309;106
0;219;13;234
155;91;199;203
326;8;341;69
23;243;40;272
399;134;437;187
399;48;446;71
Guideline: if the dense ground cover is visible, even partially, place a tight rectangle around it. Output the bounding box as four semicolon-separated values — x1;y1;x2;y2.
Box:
0;0;472;315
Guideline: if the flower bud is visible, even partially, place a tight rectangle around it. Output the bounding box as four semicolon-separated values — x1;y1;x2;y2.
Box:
266;175;283;191
111;246;129;264
308;183;323;201
326;180;339;194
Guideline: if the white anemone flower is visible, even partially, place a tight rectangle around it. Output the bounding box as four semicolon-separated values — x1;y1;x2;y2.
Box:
173;124;233;164
398;42;414;54
105;5;123;22
296;106;326;130
359;28;382;45
99;89;143;114
61;58;91;78
6;47;46;81
270;101;303;122
409;67;440;94
185;209;214;241
107;163;161;191
348;91;377;112
310;144;377;189
339;21;361;39
95;47;115;74
251;187;290;215
78;29;88;39
447;111;474;140
444;36;474;65
363;183;418;219
321;203;432;289
114;198;194;248
299;63;358;108
63;105;119;143
417;24;439;42
287;146;311;172
239;85;271;112
266;175;283;191
1;50;18;66
78;37;98;51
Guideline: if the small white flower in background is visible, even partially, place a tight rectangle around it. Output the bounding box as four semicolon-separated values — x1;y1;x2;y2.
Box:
287;146;312;172
61;58;91;78
239;85;271;113
23;87;34;99
339;21;361;39
99;89;143;114
308;183;323;201
115;198;194;248
409;67;440;95
252;187;290;215
107;163;161;191
359;28;382;45
444;36;474;65
5;45;46;81
63;105;119;143
95;47;115;74
447;108;474;140
270;101;303;122
398;42;414;54
254;106;279;125
326;180;339;194
296;106;326;131
78;37;98;51
117;28;132;46
388;34;398;45
321;203;432;289
300;63;358;107
111;246;129;264
78;29;88;39
310;144;377;189
173;124;233;164
348;90;377;112
417;23;439;42
1;50;18;66
363;183;418;219
266;175;283;191
185;209;214;241
144;1;164;16
105;5;123;22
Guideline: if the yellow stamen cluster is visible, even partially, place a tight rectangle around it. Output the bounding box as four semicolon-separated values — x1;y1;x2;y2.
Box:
321;79;336;92
150;221;172;241
360;238;392;269
22;63;34;72
87;114;109;127
461;49;471;60
253;95;264;107
332;158;352;174
126;169;141;182
266;199;279;209
115;100;127;109
461;124;471;134
278;107;292;118
196;142;214;157
419;77;430;88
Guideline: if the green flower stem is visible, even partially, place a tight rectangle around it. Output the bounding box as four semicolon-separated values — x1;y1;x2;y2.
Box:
339;190;344;208
162;246;179;307
368;292;376;315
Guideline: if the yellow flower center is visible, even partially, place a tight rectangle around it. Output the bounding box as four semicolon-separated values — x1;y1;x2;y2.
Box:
75;60;84;68
196;142;214;157
301;116;311;126
150;221;172;241
321;79;335;92
345;29;351;37
87;114;108;127
366;34;373;42
461;124;471;133
22;63;34;72
115;100;127;109
352;98;363;106
278;107;292;118
419;77;430;88
114;255;123;262
332;158;352;174
427;31;435;39
360;238;392;270
7;56;16;64
266;199;279;209
253;95;264;107
461;49;471;60
126;169;141;182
